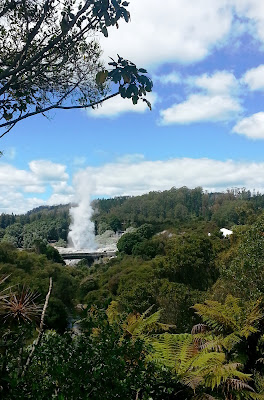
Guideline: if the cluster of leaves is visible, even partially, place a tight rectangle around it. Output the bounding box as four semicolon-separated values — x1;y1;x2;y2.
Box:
214;213;264;302
157;234;219;290
0;0;153;135
107;299;264;399
117;223;158;256
2;308;182;399
96;55;153;108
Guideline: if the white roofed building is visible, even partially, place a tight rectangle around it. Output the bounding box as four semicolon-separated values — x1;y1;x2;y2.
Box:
220;228;233;238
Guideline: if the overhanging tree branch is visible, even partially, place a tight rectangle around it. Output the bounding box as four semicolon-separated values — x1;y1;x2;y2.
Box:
0;92;119;137
0;0;153;137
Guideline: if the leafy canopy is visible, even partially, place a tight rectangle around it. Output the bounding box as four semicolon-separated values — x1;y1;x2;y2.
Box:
0;0;153;136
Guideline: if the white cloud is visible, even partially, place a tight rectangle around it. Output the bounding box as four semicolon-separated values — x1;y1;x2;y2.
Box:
116;153;145;163
189;71;239;95
232;112;264;139
242;65;264;91
51;181;74;195
154;72;181;85
160;94;241;125
159;70;242;125
99;1;264;70
4;157;264;214
87;92;157;118
100;0;233;67
46;193;75;206
76;158;264;197
0;164;38;187
0;188;45;214
29;160;68;181
232;0;264;45
24;185;46;193
0;160;72;214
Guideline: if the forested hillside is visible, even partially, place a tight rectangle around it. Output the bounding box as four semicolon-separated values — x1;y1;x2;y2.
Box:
2;187;264;398
93;186;262;230
0;205;70;248
1;186;264;248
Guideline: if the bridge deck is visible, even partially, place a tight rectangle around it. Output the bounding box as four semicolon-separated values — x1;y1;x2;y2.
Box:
61;251;116;260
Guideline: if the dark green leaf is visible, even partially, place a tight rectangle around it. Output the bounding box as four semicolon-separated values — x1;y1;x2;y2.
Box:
102;26;108;37
96;70;108;85
132;95;138;105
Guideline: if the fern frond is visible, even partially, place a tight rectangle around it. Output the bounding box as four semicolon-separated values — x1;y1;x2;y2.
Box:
247;393;264;400
221;332;242;351
193;296;263;343
204;362;251;390
193;298;239;333
125;309;162;338
226;378;254;392
241;298;263;339
156;321;176;331
106;300;121;325
192;324;208;334
148;333;193;371
141;304;155;319
182;374;203;390
198;338;222;353
191;351;226;375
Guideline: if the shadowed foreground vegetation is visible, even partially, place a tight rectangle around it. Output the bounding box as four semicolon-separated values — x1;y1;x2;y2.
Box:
2;187;264;398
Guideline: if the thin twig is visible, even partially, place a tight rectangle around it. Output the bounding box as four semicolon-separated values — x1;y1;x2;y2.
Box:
21;277;52;378
0;92;119;135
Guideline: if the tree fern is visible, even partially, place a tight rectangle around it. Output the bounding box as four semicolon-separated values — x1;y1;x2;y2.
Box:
148;333;193;370
106;299;264;399
192;297;241;333
193;296;262;341
106;300;121;325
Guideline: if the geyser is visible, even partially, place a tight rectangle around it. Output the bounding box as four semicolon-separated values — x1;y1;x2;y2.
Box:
68;171;97;250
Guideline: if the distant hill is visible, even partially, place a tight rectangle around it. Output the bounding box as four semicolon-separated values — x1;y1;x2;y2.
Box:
1;186;264;248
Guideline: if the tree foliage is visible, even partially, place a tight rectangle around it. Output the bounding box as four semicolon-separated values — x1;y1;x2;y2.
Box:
0;0;153;136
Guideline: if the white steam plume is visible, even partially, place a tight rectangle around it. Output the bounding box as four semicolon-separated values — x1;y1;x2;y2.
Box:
68;171;97;250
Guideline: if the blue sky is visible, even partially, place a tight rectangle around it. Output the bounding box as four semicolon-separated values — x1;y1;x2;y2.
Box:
2;0;264;213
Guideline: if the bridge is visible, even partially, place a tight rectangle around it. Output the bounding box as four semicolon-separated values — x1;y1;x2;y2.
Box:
60;250;117;265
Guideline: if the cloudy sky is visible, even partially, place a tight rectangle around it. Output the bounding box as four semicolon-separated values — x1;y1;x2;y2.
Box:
2;0;264;213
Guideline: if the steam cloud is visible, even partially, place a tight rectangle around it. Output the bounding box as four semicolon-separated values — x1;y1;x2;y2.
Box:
68;171;97;250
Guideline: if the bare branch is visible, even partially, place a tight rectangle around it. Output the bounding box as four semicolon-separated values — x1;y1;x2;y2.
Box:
21;277;52;378
0;92;119;135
